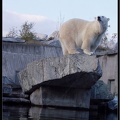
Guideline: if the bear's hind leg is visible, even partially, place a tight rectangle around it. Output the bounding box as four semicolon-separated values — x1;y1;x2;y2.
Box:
60;37;80;55
60;42;69;55
65;41;80;55
81;39;93;55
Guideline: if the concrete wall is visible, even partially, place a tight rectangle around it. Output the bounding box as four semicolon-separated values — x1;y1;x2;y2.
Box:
2;42;62;82
97;54;118;95
2;42;62;55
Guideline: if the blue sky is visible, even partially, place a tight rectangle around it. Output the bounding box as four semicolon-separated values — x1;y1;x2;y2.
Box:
3;0;118;36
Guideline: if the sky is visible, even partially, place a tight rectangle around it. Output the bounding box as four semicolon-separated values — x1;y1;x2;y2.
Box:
3;0;118;37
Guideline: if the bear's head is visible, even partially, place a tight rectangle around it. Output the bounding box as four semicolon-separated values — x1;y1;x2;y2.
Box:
97;16;110;31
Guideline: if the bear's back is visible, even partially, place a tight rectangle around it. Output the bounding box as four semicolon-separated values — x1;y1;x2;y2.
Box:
60;18;89;31
59;18;90;39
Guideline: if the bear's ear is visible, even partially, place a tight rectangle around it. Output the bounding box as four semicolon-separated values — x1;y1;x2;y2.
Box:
107;18;110;21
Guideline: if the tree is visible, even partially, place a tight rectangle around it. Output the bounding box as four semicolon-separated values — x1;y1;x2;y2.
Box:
19;21;36;41
56;12;65;31
97;33;109;51
6;27;18;38
6;21;37;42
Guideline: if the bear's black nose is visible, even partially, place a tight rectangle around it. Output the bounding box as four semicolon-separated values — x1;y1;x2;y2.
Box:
97;16;101;21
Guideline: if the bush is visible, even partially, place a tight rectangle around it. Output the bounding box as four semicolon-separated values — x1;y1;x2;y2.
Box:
6;21;37;42
19;21;36;41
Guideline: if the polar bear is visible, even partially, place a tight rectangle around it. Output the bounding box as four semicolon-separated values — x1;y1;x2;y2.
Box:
59;16;110;55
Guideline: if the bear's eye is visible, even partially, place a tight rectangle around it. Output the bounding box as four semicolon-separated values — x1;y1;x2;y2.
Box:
102;16;104;18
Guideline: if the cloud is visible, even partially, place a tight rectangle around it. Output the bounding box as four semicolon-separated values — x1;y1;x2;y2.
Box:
2;10;58;37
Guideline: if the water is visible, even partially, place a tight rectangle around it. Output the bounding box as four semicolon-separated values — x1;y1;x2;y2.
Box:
3;105;118;120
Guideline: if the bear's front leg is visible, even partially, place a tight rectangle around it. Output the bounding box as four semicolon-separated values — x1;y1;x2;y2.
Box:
81;37;94;55
83;49;93;55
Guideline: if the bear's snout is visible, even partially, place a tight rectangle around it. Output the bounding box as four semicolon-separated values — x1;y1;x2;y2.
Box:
97;16;101;21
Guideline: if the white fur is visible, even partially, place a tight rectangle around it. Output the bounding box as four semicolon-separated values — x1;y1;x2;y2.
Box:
59;16;110;55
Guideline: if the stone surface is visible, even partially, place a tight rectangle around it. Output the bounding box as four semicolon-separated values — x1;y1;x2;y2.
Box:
3;85;12;94
18;54;102;108
2;76;20;87
47;31;59;40
91;80;114;99
2;76;21;95
2;37;25;43
3;92;29;99
114;42;118;51
3;97;30;104
107;96;118;110
97;53;118;95
2;41;117;107
18;54;102;94
46;39;61;47
41;39;61;47
34;33;48;41
2;42;62;83
30;86;91;108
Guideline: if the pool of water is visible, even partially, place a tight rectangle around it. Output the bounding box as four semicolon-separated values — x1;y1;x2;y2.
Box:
3;105;118;120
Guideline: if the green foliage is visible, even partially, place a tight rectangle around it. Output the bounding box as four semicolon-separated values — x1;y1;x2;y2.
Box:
6;21;37;42
19;21;36;41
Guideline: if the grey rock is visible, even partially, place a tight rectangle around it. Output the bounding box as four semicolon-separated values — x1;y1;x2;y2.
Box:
18;54;102;108
91;80;114;99
2;76;15;85
18;54;102;93
2;37;25;43
3;97;30;104
114;42;118;51
34;33;48;41
46;40;61;47
107;96;118;110
2;85;12;94
2;76;22;96
30;86;91;108
28;54;102;108
47;31;59;40
2;76;21;88
3;93;29;99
